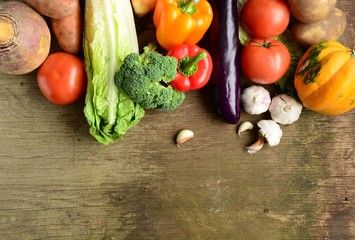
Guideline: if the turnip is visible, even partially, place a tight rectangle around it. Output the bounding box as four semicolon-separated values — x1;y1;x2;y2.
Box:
0;1;51;75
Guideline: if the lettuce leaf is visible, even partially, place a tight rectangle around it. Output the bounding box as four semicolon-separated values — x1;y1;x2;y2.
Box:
83;0;144;144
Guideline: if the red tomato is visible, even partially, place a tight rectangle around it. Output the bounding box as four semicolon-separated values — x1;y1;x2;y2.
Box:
37;52;87;105
240;0;290;38
240;38;291;84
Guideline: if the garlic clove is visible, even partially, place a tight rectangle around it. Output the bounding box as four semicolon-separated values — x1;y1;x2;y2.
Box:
245;134;264;154
237;121;254;137
176;129;194;147
257;120;283;147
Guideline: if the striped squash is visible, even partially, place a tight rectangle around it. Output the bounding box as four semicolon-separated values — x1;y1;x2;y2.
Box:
294;40;355;115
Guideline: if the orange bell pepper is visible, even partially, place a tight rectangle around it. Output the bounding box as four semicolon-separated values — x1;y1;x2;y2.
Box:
153;0;213;50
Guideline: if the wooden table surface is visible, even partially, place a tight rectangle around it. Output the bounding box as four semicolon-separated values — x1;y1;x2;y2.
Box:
0;1;354;239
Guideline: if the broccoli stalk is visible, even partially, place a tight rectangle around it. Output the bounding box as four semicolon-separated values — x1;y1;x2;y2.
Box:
115;45;185;110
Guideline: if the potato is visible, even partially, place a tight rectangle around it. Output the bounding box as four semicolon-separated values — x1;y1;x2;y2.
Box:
288;0;337;23
131;0;157;17
291;8;347;48
52;0;83;54
24;0;77;19
0;1;51;75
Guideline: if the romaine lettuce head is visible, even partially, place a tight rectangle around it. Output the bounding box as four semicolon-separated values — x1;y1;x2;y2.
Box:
83;0;144;144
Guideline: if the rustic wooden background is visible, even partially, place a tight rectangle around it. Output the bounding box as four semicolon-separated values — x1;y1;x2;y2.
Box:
0;0;354;239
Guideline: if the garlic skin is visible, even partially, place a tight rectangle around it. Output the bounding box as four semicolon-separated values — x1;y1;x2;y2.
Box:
241;85;271;115
246;134;264;154
269;94;303;125
257;120;283;147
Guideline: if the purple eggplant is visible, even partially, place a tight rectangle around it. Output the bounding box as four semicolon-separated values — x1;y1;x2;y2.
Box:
209;0;241;124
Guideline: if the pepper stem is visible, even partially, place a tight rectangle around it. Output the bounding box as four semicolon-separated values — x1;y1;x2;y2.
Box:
178;51;207;77
178;0;200;15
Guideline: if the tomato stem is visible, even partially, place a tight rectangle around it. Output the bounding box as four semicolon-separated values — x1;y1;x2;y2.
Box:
261;39;272;48
250;40;273;48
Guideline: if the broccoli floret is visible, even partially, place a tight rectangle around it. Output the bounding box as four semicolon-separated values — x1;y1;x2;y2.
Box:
115;45;185;110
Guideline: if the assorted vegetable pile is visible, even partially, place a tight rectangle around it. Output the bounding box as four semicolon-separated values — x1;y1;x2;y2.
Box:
236;0;353;153
0;0;353;148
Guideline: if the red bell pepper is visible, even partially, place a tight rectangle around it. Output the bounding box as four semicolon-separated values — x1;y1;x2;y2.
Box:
167;44;213;92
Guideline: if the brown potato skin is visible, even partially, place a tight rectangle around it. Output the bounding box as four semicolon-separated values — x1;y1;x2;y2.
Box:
288;0;337;23
291;8;347;48
0;2;51;75
24;0;76;19
51;0;82;54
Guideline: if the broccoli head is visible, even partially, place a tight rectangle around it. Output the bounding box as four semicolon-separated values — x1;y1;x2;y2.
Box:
115;45;185;110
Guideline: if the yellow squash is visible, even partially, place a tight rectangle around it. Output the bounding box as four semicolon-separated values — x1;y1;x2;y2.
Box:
294;40;355;115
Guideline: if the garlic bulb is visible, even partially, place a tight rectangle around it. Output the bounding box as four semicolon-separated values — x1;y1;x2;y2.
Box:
269;94;303;125
257;120;283;147
241;85;271;115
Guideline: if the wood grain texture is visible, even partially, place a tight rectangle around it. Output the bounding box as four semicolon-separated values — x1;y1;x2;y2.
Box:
0;0;354;239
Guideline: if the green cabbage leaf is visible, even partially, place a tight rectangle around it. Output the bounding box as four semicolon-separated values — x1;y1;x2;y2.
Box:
83;0;144;144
